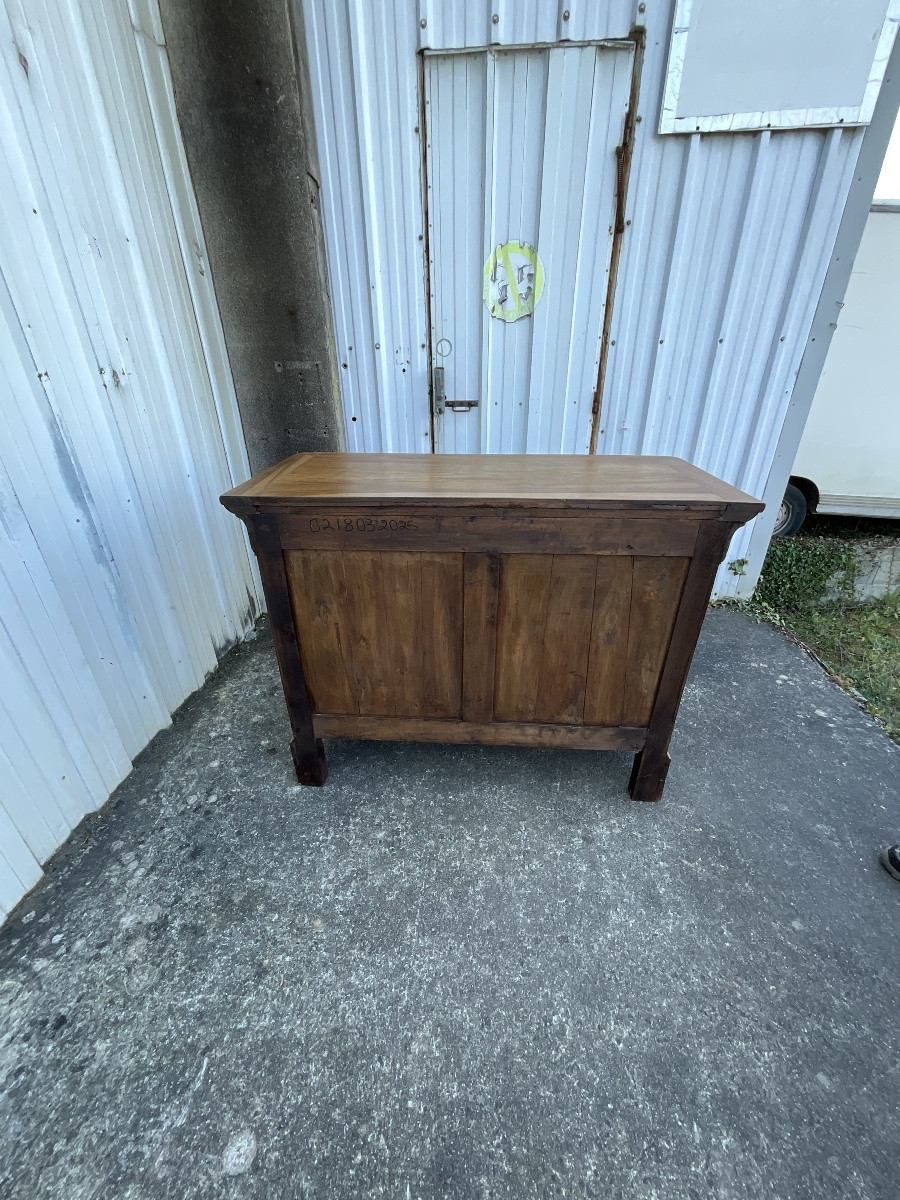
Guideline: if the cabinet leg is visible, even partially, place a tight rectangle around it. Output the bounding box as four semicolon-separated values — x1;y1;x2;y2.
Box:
628;744;671;803
291;736;328;786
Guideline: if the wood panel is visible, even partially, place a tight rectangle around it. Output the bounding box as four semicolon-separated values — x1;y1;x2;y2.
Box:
420;553;465;719
584;556;635;727
285;550;357;714
533;556;599;723
341;551;394;714
250;520;326;785
629;522;737;802
493;554;553;721
462;553;499;722
277;510;700;556
313;714;646;751
621;556;691;727
285;550;463;719
222;452;765;517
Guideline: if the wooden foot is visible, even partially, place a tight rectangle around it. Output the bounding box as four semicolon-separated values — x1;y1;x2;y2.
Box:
290;737;328;786
628;746;671;803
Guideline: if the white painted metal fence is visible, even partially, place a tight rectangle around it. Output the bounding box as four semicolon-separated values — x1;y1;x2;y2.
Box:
0;0;258;919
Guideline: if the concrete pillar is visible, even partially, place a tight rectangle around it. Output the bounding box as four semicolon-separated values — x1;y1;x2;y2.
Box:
157;0;344;472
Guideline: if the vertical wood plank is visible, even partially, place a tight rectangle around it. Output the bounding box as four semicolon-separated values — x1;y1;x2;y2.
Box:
285;550;358;714
621;556;690;726
584;556;634;727
630;522;737;801
493;554;553;722
420;552;464;718
462;552;500;722
341;551;395;715
248;517;327;784
533;555;598;723
289;550;464;720
388;552;421;717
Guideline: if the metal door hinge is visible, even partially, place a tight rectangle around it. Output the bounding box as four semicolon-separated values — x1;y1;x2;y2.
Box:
432;365;478;414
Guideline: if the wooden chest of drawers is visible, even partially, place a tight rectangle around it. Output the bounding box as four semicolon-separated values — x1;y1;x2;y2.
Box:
221;453;762;802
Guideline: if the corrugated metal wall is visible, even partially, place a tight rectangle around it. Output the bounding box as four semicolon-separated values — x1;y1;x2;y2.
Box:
425;42;633;454
300;0;867;595
596;15;865;597
0;0;259;919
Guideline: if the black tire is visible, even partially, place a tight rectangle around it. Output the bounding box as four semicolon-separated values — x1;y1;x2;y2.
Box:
773;483;808;536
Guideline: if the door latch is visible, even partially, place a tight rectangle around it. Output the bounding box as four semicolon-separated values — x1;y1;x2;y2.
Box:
432;365;478;414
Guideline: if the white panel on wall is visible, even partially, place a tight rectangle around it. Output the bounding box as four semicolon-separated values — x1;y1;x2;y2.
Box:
661;0;900;133
0;0;258;921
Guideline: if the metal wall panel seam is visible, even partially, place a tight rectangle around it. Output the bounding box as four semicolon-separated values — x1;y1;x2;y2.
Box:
44;0;245;658
0;511;129;806
0;13;205;723
0;643;97;849
0;0;261;918
0;796;42;921
302;0;382;451
0;252;166;755
80;0;256;641
8;1;251;679
746;42;900;587
86;0;256;629
126;0;259;552
303;0;431;451
594;0;868;595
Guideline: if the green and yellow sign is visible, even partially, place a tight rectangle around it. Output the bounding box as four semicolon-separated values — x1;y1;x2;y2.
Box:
483;241;544;322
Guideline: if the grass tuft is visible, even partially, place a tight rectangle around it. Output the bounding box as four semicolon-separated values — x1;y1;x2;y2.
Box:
746;526;900;741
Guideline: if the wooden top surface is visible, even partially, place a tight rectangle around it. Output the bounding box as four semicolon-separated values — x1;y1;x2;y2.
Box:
221;453;763;516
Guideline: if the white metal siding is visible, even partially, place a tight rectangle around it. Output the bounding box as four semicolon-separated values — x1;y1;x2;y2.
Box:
300;0;873;595
426;43;632;453
597;15;866;596
0;0;258;919
793;209;900;511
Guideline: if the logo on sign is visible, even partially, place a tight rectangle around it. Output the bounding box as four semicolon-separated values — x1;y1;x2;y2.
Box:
483;241;544;322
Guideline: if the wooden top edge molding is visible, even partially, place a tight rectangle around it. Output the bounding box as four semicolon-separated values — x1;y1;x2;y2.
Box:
221;452;764;517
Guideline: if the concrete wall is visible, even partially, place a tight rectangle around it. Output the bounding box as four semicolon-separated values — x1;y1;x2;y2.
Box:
157;0;343;473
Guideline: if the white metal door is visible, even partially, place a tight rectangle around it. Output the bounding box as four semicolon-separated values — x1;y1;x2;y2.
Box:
424;42;633;453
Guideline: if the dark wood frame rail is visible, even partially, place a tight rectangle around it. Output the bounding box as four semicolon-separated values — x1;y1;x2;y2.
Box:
222;453;762;803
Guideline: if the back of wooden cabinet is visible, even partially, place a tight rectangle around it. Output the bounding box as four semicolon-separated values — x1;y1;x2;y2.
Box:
284;547;690;731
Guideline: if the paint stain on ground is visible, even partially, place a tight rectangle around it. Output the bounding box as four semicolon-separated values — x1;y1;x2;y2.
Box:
222;1129;257;1176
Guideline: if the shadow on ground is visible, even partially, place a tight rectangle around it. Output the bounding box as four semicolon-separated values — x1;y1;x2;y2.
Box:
1;609;898;1199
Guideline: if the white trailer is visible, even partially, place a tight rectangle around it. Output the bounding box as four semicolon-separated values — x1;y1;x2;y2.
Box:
778;123;900;534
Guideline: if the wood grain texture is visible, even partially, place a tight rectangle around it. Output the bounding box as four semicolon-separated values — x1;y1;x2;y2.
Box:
229;455;763;800
285;549;463;719
621;556;690;727
277;510;701;554
222;452;764;518
584;556;634;727
313;714;647;751
493;554;553;722
341;551;394;715
420;552;465;719
285;550;357;714
533;556;599;723
629;522;736;802
462;553;500;722
248;517;327;785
